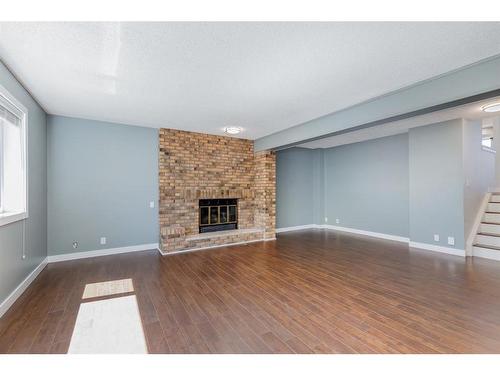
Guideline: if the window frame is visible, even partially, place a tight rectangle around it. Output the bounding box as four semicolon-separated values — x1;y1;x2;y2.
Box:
0;83;28;227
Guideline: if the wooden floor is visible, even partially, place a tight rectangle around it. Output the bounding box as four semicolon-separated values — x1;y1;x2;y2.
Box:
2;229;500;353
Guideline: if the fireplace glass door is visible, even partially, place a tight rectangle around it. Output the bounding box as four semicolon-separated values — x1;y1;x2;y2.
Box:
199;199;238;233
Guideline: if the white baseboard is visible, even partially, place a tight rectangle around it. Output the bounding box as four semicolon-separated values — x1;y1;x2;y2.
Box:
472;246;500;261
48;243;159;263
318;224;409;243
276;224;318;233
0;258;48;318
409;241;465;257
276;223;468;257
277;223;408;243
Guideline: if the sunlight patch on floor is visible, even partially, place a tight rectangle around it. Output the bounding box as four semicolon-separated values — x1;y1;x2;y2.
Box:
82;278;134;299
68;295;147;354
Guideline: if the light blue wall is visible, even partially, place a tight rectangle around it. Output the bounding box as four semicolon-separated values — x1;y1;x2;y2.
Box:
276;135;409;236
276;148;315;228
323;134;409;237
462;119;495;241
409;120;465;249
276;121;472;250
312;149;325;225
47;115;158;255
0;61;47;305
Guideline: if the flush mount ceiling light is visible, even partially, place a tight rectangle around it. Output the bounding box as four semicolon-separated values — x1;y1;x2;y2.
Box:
482;102;500;113
224;126;242;135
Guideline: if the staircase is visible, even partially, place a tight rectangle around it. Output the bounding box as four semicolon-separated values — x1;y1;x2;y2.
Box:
473;193;500;260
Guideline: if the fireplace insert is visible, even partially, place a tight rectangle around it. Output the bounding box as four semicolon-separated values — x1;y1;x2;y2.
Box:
199;198;238;233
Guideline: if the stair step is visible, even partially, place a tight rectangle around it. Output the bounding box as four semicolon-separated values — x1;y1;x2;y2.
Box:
475;194;500;261
472;246;500;261
479;223;500;235
475;234;500;248
483;212;500;224
487;203;500;212
478;232;500;237
473;243;500;251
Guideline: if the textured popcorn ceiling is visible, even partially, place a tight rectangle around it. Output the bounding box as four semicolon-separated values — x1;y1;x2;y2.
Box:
1;22;500;139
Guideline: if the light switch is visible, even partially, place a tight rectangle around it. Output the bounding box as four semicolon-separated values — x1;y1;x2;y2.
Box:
150;201;155;208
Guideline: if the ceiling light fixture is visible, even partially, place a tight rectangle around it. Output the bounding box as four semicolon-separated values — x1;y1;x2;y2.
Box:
224;126;242;135
482;102;500;113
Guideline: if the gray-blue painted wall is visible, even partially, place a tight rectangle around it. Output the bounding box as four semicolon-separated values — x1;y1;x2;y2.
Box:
276;120;478;250
276;148;315;228
277;135;409;237
312;149;325;225
409;119;465;249
463;119;495;241
0;61;47;305
47;115;159;255
323;134;409;237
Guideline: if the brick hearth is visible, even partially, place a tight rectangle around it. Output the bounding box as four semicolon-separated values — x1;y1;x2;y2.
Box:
158;128;275;254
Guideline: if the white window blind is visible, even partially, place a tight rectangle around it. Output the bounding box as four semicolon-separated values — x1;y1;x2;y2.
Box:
0;92;26;217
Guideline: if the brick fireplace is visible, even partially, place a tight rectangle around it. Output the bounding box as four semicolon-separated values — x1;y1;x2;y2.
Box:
158;128;275;254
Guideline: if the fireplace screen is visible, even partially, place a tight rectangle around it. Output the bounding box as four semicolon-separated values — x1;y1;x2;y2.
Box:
199;199;238;233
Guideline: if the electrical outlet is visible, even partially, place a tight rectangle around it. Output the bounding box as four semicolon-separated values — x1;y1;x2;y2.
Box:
149;201;155;208
22;254;26;260
434;234;440;242
100;237;107;245
335;218;340;224
324;217;328;223
447;236;455;246
72;241;78;249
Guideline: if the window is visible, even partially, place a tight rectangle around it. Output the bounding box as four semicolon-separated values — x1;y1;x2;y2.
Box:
481;124;495;150
482;137;493;148
0;85;27;226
